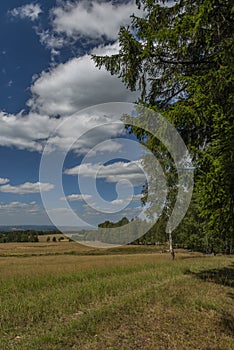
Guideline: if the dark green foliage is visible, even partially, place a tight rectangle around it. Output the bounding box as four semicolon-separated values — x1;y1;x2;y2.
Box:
92;0;234;253
0;230;62;243
173;198;206;251
0;230;39;243
98;217;129;228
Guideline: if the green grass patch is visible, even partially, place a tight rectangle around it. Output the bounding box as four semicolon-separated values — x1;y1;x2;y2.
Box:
0;253;233;349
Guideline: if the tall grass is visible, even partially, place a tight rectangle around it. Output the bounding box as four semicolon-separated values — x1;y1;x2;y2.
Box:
0;251;233;349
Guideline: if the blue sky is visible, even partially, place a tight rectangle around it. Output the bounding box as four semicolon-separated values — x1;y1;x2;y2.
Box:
0;0;149;227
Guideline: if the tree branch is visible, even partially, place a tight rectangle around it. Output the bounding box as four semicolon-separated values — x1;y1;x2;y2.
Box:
149;53;214;66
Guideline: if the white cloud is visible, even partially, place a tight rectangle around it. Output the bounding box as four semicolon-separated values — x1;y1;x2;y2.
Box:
0;109;125;154
63;193;142;204
35;28;65;50
0;201;38;211
109;194;143;206
9;3;42;21
62;194;93;202
41;108;125;155
0;178;9;185
52;0;141;41
0;112;59;151
87;140;123;157
0;182;54;195
65;160;146;186
0;201;51;225
0;41;138;153
28;42;138;116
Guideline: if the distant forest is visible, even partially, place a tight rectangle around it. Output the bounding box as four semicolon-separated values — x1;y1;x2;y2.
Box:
0;230;61;243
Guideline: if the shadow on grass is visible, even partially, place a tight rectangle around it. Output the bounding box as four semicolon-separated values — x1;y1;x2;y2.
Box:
185;262;234;288
185;263;234;337
220;312;234;336
227;292;234;299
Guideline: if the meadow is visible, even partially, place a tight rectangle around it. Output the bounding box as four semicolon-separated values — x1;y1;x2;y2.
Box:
0;242;233;350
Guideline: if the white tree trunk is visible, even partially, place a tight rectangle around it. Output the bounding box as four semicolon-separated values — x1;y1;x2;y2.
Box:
168;228;175;260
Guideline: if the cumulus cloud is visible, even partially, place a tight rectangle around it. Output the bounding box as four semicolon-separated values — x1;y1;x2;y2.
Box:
108;193;143;206
0;201;51;225
0;201;38;211
0;182;54;194
0;42;138;153
9;3;42;21
0;112;59;151
0;110;125;154
63;193;143;204
0;42;138;154
0;178;9;185
65;160;146;186
86;140;123;157
28;42;138;116
62;194;93;202
51;0;141;41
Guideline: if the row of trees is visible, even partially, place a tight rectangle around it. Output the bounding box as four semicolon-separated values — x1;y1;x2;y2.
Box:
0;231;39;243
93;0;234;255
78;217;146;245
86;213;231;253
0;230;62;243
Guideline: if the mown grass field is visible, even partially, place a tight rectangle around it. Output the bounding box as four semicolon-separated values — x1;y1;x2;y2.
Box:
0;242;233;350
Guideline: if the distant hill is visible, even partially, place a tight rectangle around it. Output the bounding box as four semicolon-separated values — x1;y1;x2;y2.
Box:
0;225;57;232
0;225;96;232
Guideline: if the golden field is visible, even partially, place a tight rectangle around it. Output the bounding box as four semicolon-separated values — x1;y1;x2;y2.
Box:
0;242;233;349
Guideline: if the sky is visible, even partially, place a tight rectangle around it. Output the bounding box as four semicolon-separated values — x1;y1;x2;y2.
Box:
0;0;150;228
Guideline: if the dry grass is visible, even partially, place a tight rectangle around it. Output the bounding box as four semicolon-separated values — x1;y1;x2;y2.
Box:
0;253;167;278
0;241;92;256
38;234;70;242
0;244;233;350
0;241;170;257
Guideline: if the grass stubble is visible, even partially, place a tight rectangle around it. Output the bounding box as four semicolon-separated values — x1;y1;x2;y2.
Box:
0;242;233;349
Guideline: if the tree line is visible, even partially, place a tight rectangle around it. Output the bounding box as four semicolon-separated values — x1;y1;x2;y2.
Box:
0;230;61;243
92;0;234;255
